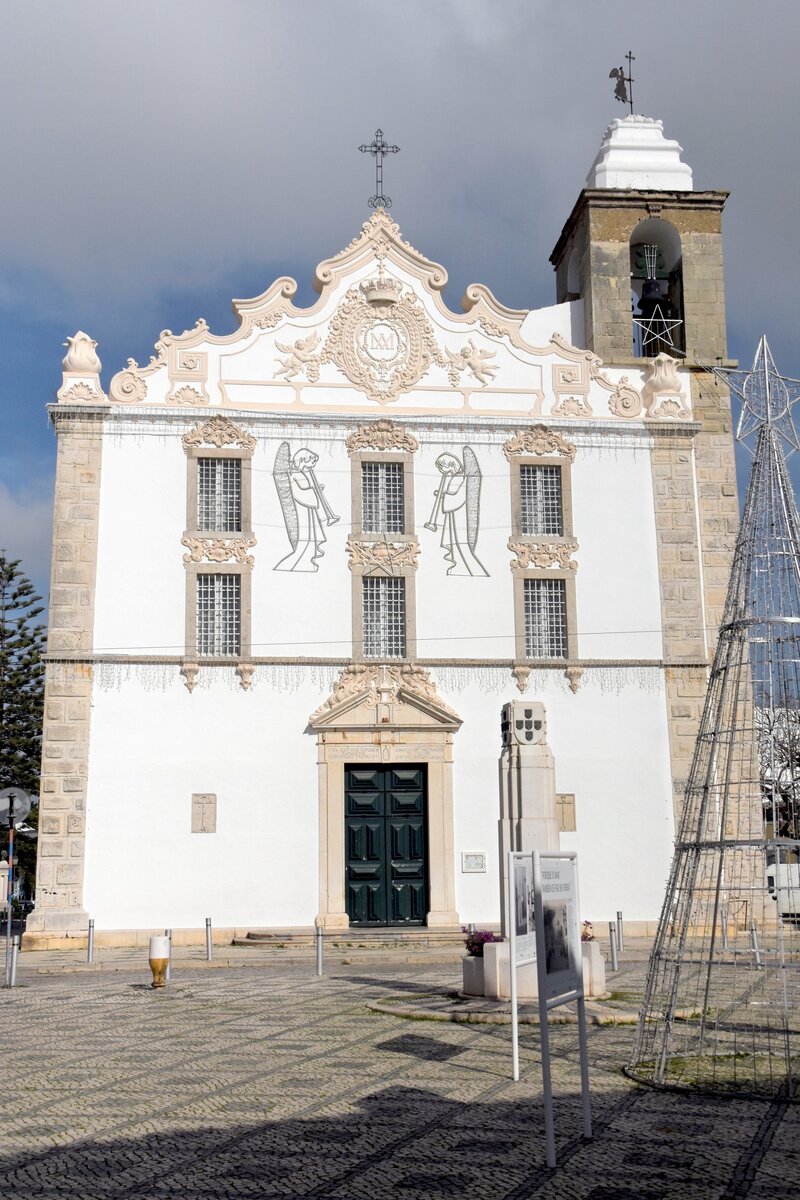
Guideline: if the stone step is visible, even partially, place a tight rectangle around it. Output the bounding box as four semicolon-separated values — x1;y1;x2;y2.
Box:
234;927;472;950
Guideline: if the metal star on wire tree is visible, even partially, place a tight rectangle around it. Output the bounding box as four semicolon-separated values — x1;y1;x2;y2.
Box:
714;335;800;456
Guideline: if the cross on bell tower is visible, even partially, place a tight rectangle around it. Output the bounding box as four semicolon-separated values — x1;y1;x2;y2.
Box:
359;128;400;209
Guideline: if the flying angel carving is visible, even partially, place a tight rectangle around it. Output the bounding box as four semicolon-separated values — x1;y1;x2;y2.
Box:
274;332;320;382
446;340;498;387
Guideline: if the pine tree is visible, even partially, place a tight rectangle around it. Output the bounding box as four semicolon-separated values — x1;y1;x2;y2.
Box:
0;555;46;896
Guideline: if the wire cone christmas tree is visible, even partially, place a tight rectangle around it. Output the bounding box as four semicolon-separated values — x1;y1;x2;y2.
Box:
630;337;800;1098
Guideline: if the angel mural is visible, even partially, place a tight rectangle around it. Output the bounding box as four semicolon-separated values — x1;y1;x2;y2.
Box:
272;442;339;572
424;447;488;577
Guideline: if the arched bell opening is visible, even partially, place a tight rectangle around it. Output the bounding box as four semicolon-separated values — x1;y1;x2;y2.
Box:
630;218;685;358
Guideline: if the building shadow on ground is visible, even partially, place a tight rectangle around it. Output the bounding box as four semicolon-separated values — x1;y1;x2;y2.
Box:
0;1082;711;1200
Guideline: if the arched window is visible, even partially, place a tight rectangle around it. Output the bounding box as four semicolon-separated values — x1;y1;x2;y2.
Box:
629;218;684;358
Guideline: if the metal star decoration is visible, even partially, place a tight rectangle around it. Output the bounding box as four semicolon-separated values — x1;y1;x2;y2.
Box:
714;336;800;455
633;306;684;356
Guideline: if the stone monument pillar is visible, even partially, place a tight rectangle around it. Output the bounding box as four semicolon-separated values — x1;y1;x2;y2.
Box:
498;700;559;936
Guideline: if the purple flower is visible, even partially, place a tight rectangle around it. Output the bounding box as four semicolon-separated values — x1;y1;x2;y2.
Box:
462;927;503;957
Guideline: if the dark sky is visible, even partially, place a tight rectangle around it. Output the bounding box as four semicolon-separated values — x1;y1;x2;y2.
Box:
2;0;798;599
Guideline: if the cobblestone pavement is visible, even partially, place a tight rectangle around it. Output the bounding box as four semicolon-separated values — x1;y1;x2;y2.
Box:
0;954;797;1198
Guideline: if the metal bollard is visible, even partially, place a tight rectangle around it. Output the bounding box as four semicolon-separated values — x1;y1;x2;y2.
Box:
205;917;212;962
315;925;323;977
609;922;619;972
750;920;763;968
467;922;476;935
9;935;18;988
165;929;172;980
616;910;624;953
87;918;95;964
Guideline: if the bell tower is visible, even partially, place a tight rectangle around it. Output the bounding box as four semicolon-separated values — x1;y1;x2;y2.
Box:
550;114;728;366
550;114;740;828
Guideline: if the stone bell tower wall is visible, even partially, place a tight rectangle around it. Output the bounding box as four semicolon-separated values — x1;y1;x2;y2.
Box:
551;188;739;825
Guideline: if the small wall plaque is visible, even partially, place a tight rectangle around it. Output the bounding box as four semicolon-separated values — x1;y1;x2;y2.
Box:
461;852;487;873
191;793;217;833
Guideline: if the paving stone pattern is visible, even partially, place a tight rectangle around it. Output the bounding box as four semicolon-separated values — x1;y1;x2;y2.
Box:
0;956;797;1198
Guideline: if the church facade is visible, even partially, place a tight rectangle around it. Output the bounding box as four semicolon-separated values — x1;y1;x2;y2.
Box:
27;116;739;944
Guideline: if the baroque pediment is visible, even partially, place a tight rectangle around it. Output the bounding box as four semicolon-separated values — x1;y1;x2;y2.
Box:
309;664;461;732
80;210;693;422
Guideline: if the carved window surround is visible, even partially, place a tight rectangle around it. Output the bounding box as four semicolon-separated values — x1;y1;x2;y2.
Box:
181;417;256;674
504;424;578;665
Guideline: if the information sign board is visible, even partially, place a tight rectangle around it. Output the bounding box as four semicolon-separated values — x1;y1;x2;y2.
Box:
512;855;536;966
538;855;581;999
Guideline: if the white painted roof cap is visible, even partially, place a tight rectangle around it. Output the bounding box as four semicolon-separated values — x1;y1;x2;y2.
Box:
586;114;693;191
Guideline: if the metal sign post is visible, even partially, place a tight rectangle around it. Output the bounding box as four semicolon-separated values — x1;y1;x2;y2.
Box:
5;794;14;988
0;789;32;989
532;850;592;1169
508;850;536;1082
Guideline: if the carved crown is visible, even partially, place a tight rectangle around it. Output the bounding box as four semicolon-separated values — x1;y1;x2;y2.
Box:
359;272;402;306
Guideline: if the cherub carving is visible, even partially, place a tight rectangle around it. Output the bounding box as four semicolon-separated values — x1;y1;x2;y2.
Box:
446;340;498;387
274;332;320;382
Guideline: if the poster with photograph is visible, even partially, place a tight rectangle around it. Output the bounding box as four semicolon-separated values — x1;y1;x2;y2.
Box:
537;856;581;999
512;854;536;965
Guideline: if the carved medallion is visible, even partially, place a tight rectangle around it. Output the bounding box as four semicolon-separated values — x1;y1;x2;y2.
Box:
320;283;445;403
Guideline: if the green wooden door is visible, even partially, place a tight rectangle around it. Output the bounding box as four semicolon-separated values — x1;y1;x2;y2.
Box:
345;765;427;927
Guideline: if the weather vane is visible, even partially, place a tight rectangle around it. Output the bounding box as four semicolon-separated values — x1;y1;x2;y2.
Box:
359;128;400;209
609;51;635;115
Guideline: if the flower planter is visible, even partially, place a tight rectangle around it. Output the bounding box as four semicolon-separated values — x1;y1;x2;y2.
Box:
581;939;607;997
461;954;485;996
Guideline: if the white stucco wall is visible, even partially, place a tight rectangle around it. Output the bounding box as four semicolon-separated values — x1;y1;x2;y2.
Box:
85;408;677;931
82;665;673;930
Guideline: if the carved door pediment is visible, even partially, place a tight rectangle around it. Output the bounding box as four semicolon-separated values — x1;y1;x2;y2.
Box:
309;664;461;732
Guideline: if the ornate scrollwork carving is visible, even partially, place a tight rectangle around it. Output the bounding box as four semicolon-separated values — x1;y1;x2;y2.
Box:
502;425;576;462
345;419;419;456
310;662;459;722
642;353;689;419
236;662;254;691
182;415;257;452
181;537;256;566
508;538;579;572
608;376;643;418
551;394;592;418
565;666;584;694
109;365;147;404
180;662;200;693
169;385;206;406
511;664;531;694
59;382;104;404
345;537;420;572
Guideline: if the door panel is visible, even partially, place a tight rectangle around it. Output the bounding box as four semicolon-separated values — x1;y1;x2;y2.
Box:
345;764;428;927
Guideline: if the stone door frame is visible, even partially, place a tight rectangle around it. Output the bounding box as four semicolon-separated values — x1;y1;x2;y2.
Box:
313;730;460;932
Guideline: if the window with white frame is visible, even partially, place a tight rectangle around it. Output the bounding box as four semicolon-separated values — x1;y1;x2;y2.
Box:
519;465;563;536
361;461;405;533
362;576;406;658
197;457;241;533
196;573;241;656
524;577;567;658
